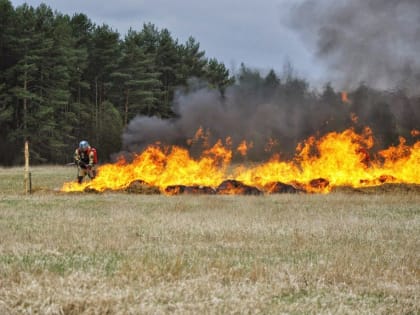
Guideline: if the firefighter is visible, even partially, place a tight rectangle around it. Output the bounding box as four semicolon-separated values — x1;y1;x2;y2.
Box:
74;140;97;183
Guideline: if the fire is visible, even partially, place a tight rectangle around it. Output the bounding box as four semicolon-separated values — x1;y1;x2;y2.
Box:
187;126;210;148
236;140;253;156
61;127;420;194
411;129;420;137
350;113;359;124
264;138;278;152
341;91;350;103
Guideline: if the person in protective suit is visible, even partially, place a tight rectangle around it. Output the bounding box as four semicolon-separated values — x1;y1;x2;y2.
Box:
74;140;97;183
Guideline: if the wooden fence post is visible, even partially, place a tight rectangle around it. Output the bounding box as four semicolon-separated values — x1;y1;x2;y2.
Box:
24;140;31;194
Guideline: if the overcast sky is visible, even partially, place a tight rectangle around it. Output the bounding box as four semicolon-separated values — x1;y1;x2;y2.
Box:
9;0;326;84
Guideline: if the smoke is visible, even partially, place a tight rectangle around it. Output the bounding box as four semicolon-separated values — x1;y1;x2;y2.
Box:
122;78;310;160
121;0;420;158
288;0;420;93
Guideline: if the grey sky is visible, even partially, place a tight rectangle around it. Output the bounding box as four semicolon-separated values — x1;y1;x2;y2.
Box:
9;0;326;83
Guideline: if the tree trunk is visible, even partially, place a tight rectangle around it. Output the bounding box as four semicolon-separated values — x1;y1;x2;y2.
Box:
125;88;129;126
23;68;27;131
95;76;98;129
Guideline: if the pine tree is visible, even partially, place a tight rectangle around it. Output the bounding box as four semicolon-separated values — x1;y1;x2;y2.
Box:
112;29;162;124
156;28;180;116
0;0;16;164
206;58;235;96
44;12;81;162
69;13;92;104
7;4;46;162
178;36;207;86
86;24;120;145
68;13;94;148
137;23;160;55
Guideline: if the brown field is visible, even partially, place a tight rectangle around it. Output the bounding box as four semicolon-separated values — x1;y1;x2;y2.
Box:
0;166;419;314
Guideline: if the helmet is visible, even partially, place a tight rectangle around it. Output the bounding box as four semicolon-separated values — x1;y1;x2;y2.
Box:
79;140;89;151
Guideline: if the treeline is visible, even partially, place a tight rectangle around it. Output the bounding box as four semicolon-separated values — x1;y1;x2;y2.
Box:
1;1;419;166
0;0;233;165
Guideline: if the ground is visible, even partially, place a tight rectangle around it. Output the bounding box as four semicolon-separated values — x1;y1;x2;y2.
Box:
0;166;419;314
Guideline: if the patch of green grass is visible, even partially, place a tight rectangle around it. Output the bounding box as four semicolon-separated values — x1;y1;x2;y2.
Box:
271;289;311;304
0;252;123;276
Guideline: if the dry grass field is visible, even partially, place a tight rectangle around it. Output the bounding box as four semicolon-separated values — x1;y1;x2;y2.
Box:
0;166;419;314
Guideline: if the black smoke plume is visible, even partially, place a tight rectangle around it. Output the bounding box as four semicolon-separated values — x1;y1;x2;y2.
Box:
122;76;322;160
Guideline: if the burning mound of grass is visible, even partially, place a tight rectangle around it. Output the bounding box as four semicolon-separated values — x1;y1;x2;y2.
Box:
58;178;420;196
164;185;216;195
216;180;263;195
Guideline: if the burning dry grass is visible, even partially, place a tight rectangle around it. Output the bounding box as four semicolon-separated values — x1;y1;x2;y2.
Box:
0;166;419;314
60;128;420;194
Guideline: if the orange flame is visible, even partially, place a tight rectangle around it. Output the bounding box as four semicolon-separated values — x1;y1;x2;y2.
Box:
61;128;420;194
187;126;211;148
411;129;420;137
236;140;253;156
341;91;350;104
264;138;278;152
350;113;358;124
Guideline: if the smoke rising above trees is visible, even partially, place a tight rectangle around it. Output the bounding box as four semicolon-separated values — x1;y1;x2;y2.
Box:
123;0;420;160
123;65;420;161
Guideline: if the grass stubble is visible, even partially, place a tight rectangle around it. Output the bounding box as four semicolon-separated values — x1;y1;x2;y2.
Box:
0;166;418;314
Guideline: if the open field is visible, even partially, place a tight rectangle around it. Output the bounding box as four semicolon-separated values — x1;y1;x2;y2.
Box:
0;166;419;314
